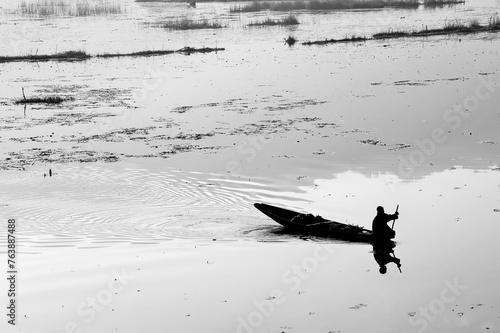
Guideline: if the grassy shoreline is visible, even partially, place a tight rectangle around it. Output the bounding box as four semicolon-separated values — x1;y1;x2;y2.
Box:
0;47;225;63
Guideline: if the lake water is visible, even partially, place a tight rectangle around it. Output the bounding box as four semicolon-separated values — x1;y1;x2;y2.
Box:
1;0;500;332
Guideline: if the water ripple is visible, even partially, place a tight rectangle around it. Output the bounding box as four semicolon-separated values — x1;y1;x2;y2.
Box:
0;164;301;249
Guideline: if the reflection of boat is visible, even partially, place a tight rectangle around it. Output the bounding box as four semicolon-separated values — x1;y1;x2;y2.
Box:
254;203;375;242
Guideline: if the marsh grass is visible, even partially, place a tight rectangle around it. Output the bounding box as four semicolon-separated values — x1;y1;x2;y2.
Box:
14;95;73;105
0;47;224;63
302;35;367;45
161;18;223;30
373;16;500;39
422;0;466;6
249;14;299;26
230;0;420;12
0;50;90;62
488;16;500;29
17;0;125;17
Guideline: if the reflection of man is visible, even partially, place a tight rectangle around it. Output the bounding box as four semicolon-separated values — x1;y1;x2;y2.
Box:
372;206;398;239
373;241;401;274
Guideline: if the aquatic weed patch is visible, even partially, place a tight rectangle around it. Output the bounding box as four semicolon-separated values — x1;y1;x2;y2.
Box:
160;18;224;30
0;148;120;171
248;14;299;26
304;17;500;45
373;17;500;39
14;96;73;105
0;50;90;63
0;47;224;63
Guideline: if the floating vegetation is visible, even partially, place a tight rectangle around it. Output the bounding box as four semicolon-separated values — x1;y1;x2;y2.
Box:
160;18;223;30
13;87;73;105
14;96;73;105
0;47;225;63
0;50;90;63
373;17;500;39
302;35;367;45
422;0;466;7
303;17;500;46
17;0;126;17
284;36;297;45
249;14;299;26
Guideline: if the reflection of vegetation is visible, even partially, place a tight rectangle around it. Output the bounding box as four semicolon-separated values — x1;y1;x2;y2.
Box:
249;14;299;26
17;0;125;17
161;18;223;30
230;0;421;12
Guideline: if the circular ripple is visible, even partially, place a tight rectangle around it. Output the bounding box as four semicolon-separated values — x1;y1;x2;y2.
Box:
0;163;297;249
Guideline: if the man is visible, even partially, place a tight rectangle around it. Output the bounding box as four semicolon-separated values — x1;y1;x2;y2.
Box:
372;206;398;239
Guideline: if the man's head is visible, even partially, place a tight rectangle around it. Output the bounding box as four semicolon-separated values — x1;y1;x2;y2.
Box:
377;206;384;214
379;266;387;274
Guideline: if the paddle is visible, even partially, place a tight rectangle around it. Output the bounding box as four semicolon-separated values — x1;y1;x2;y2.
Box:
391;205;399;230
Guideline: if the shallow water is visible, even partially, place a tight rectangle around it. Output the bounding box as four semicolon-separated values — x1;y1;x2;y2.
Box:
1;0;500;332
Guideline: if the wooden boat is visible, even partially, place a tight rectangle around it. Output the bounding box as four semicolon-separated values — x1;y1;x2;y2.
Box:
254;203;375;242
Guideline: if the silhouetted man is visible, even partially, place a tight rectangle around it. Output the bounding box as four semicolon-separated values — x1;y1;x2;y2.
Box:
372;206;398;239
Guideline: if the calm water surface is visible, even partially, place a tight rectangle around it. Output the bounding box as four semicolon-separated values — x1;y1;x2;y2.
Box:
1;0;500;331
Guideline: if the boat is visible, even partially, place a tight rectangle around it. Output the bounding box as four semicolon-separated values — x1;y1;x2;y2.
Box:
254;203;377;242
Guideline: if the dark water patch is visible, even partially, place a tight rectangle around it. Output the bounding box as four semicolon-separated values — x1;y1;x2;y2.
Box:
74;126;155;143
26;85;134;109
172;105;193;113
394;80;427;86
316;122;339;129
388;143;413;151
157;144;228;158
358;139;386;146
312;149;335;155
372;76;468;86
340;128;371;135
32;111;117;127
265;99;327;112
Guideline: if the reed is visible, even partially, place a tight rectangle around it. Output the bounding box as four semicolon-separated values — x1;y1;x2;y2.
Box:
422;0;466;6
248;14;299;26
17;0;125;17
14;93;72;105
230;0;421;13
161;18;223;30
373;17;500;39
487;16;500;29
0;50;90;63
0;47;225;63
